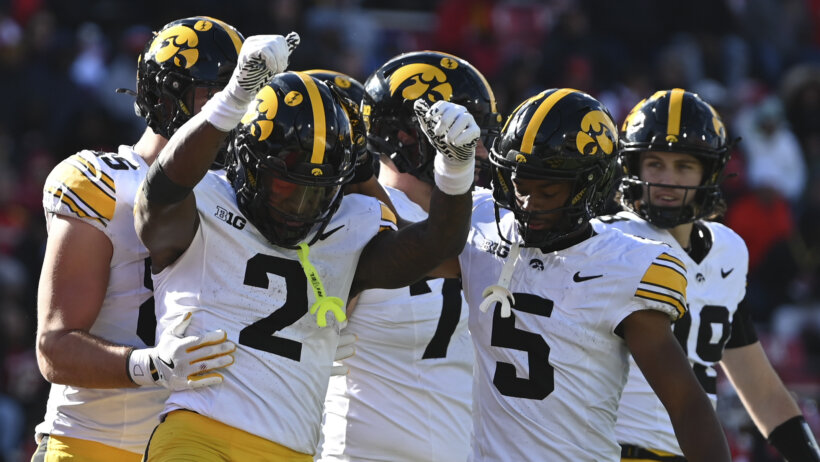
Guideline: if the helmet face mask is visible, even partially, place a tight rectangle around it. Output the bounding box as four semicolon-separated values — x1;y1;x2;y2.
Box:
619;89;730;228
227;72;355;248
362;51;502;183
490;89;619;249
136;17;244;138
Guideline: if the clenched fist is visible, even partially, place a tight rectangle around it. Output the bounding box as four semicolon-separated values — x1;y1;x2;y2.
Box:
203;32;300;132
413;99;479;165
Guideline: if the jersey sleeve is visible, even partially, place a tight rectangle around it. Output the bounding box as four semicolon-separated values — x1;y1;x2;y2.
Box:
42;152;116;233
378;202;398;233
725;299;759;348
633;251;688;321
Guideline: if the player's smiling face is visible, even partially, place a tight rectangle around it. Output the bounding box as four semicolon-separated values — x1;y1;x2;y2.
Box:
639;151;704;207
512;177;572;231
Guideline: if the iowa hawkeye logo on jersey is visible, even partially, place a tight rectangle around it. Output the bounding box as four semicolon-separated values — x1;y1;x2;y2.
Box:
215;206;246;229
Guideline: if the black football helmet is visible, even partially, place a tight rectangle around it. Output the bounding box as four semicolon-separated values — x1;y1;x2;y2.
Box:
303;69;365;104
227;72;356;248
362;51;502;183
490;89;619;248
304;69;369;174
135;16;244;138
619;89;731;228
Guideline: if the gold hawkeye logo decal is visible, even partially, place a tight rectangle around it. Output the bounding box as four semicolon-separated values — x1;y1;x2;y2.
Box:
389;63;453;103
576;110;616;155
148;23;205;69
242;85;279;141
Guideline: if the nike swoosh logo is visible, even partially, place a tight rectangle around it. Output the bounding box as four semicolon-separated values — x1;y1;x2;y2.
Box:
573;271;603;282
721;268;734;278
158;357;175;369
318;225;344;241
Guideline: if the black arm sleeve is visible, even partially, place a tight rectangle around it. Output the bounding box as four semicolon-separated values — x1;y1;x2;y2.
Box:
768;416;820;462
725;300;758;349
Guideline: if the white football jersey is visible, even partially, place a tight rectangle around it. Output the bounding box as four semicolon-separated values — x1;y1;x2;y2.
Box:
461;195;687;461
319;186;473;462
154;171;394;455
35;147;169;454
598;211;749;455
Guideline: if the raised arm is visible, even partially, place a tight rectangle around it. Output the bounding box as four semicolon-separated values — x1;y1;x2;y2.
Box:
351;100;476;295
623;309;731;462
135;34;299;271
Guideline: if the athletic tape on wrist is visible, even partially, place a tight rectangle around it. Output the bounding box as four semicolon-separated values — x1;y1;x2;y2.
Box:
434;154;475;195
201;91;250;132
127;348;156;387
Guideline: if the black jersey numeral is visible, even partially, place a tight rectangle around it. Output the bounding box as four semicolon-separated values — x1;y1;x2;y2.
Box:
238;254;308;361
490;293;554;399
673;304;731;394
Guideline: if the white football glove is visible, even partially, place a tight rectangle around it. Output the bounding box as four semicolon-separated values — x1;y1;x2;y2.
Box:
330;333;357;376
413;99;479;194
128;312;236;390
203;32;300;131
413;99;479;164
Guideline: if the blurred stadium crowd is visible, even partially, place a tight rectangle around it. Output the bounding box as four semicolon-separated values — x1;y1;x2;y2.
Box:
1;0;819;460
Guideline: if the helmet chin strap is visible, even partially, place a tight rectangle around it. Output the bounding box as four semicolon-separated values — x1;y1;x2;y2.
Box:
537;222;594;254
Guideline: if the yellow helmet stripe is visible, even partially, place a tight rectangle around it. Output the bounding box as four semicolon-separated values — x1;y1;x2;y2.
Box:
203;17;243;54
666;88;685;138
520;88;575;154
502;91;545;134
304;69;349;78
295;72;327;164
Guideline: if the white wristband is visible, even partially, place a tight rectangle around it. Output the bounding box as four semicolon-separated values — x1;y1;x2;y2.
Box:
201;90;251;132
434;154;475;195
127;348;156;387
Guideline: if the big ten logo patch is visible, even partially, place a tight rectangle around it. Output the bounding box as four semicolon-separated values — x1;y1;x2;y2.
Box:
215;206;246;229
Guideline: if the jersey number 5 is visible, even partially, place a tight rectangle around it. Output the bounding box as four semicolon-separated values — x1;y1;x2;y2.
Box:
238;254;309;361
491;293;554;400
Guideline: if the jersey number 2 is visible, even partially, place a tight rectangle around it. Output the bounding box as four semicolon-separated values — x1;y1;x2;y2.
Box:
490;293;554;400
238;254;308;361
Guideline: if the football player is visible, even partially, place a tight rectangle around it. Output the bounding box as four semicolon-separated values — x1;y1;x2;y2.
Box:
303;69;397;213
33;17;240;461
134;36;478;461
433;88;731;461
317;51;501;461
606;89;820;462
